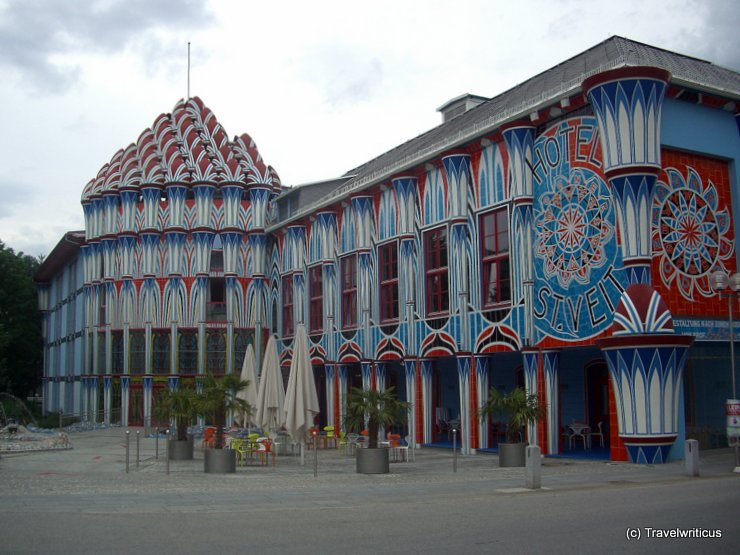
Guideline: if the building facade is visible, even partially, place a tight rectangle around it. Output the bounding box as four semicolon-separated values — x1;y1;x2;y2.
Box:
36;37;740;462
35;232;86;417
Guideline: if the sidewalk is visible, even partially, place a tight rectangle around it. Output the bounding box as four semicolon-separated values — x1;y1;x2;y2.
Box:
2;426;737;500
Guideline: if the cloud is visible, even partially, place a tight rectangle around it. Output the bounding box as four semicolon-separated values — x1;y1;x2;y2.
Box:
296;45;385;108
0;0;214;94
0;177;35;218
700;0;740;70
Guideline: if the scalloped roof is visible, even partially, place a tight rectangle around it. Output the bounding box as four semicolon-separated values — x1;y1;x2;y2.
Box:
81;97;281;203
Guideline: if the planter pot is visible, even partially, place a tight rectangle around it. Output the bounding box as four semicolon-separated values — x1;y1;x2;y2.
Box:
499;442;526;467
356;447;390;474
204;448;236;473
168;439;194;460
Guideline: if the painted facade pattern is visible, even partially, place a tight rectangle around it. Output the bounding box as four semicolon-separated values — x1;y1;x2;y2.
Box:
36;42;740;466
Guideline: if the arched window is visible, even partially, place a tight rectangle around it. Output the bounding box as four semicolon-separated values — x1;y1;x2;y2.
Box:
210;234;224;273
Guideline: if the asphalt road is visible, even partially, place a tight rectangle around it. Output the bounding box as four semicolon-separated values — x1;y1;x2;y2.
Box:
1;428;738;554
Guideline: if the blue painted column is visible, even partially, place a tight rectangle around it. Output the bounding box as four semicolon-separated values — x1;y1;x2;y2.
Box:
522;350;539;447
393;177;419;357
121;376;130;426
502;123;536;344
456;355;472;454
586;68;695;463
420;359;434;444
404;359;417;447
338;364;349;430
583;67;670;285
326;363;335;427
475;356;490;449
598;285;694;463
361;361;373;392
443;155;473;351
143;375;153;432
542;350;560;455
104;376;112;425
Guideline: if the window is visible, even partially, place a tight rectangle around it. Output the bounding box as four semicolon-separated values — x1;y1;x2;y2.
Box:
207;278;226;321
480;208;510;307
282;275;294;337
378;242;399;322
210;235;223;273
424;227;449;315
341;254;357;328
178;329;198;374
309;265;323;333
129;331;146;374
152;330;170;374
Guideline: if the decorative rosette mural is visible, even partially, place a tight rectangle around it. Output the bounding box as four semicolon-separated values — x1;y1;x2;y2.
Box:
536;169;615;288
652;166;734;300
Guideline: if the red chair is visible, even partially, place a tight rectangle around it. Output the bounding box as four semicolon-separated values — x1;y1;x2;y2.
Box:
387;433;401;447
201;427;216;449
255;438;276;466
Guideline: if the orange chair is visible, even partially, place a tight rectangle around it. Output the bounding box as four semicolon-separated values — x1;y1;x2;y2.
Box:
387;433;401;447
255;437;276;466
201;427;216;449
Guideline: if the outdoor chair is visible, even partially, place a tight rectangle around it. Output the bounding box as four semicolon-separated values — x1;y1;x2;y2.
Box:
322;425;337;449
255;437;276;466
201;427;216;449
228;438;248;465
345;432;361;455
392;435;414;462
561;426;573;450
590;421;605;448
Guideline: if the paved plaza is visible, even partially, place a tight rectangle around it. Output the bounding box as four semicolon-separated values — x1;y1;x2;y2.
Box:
1;428;738;553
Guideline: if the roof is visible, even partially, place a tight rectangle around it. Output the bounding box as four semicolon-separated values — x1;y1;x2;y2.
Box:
275;176;355;222
81;97;281;203
270;36;740;229
34;231;85;283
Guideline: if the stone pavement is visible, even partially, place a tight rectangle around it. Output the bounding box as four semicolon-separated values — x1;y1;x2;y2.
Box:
1;426;737;507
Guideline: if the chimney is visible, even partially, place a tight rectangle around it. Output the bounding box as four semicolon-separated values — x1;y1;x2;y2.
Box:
437;93;489;123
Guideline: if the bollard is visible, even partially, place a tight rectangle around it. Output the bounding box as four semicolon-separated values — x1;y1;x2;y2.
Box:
313;430;318;477
525;445;541;489
452;428;458;473
136;431;140;470
165;429;170;476
59;409;63;429
125;430;130;473
685;439;699;477
155;427;159;459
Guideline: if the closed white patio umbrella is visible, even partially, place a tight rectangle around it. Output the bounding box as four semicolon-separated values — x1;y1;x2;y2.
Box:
236;344;259;427
255;334;286;433
284;324;319;464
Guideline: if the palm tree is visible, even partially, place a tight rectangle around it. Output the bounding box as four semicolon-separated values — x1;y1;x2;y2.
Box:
344;387;410;449
197;373;251;449
154;387;198;442
479;386;544;444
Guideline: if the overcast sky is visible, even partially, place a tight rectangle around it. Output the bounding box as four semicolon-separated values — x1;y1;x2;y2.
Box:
1;0;738;258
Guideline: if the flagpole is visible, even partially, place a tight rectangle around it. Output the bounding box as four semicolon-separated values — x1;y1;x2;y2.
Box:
187;42;191;100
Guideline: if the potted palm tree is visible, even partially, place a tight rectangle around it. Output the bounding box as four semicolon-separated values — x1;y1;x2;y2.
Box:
344;386;410;474
479;386;544;467
197;373;251;473
154;386;199;460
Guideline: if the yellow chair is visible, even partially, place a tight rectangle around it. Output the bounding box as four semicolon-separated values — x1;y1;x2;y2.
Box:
323;426;336;449
229;438;247;465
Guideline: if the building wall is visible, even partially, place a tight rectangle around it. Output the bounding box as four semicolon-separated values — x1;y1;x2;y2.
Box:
39;255;85;416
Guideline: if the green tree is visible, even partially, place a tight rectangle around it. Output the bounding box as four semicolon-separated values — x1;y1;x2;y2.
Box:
0;240;42;396
196;373;250;449
344;387;410;449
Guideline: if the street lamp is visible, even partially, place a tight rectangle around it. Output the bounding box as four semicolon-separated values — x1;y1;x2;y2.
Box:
710;270;740;472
